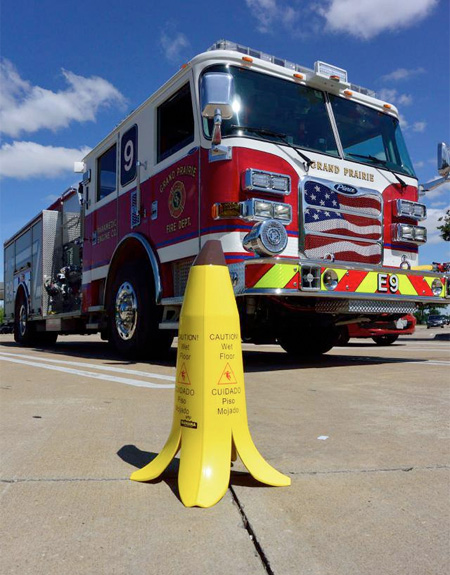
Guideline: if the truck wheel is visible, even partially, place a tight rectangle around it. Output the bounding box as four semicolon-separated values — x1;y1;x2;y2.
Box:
39;332;58;346
278;327;336;358
372;334;398;345
335;327;350;346
14;292;36;346
108;263;173;359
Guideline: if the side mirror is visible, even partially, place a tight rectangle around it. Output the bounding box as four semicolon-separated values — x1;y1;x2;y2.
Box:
419;141;450;193
438;142;450;178
200;73;235;119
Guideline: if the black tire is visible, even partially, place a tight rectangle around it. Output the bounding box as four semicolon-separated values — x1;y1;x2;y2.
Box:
108;262;173;359
335;327;350;346
278;325;337;358
372;334;399;345
38;332;58;346
14;291;36;346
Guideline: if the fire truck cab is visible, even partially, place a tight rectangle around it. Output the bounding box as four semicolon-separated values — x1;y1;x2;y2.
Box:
4;40;449;358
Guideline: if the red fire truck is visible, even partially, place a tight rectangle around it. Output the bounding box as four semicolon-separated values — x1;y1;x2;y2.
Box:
3;40;449;358
338;314;416;346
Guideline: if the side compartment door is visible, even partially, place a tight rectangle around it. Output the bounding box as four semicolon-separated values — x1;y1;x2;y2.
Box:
82;138;119;309
150;79;200;286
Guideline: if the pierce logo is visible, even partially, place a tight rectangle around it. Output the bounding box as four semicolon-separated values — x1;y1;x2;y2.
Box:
334;183;357;194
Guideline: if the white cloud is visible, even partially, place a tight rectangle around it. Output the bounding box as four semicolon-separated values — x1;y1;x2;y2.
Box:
0;141;91;179
160;30;190;63
319;0;438;40
377;88;413;106
244;0;299;33
413;121;427;133
398;94;413;106
425;205;450;245
381;67;425;82
398;114;427;133
0;60;126;138
398;113;409;130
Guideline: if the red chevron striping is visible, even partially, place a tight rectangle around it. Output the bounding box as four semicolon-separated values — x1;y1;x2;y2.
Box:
407;274;433;297
336;270;369;292
245;263;274;288
284;272;299;289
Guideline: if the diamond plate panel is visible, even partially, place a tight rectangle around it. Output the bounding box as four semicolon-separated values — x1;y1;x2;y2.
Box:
316;298;416;315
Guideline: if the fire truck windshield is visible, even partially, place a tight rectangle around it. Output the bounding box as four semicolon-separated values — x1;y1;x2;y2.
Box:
202;65;340;158
201;65;416;179
328;94;416;178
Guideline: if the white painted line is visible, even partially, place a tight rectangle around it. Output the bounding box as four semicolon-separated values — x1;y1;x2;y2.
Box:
0;356;175;389
350;356;450;367
0;351;175;382
393;347;450;352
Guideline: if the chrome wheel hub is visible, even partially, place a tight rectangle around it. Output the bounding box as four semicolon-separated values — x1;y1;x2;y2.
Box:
114;282;138;340
19;304;27;337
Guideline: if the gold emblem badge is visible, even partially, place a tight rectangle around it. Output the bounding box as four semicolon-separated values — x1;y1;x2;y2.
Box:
168;181;186;218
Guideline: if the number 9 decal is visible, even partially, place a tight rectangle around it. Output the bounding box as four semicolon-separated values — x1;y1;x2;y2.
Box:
120;125;137;186
389;274;399;293
123;140;134;172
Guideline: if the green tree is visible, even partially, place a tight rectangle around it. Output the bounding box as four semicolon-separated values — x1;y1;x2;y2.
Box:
437;209;450;241
414;303;448;324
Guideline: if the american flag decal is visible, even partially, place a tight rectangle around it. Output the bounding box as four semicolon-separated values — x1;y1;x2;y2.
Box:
302;179;383;264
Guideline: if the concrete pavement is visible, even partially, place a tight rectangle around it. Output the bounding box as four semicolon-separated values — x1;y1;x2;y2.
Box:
1;326;449;574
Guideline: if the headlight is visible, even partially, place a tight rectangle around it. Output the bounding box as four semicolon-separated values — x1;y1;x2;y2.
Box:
393;223;427;244
243;220;288;256
413;226;427;243
254;199;273;219
248;199;292;223
395;199;427;220
431;278;443;296
323;269;339;291
213;199;292;224
243;169;291;195
273;203;291;221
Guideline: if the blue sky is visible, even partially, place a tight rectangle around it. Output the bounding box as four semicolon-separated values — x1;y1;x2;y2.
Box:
1;0;449;277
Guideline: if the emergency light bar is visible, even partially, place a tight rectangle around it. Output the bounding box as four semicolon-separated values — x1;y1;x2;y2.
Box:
315;61;348;83
208;40;375;97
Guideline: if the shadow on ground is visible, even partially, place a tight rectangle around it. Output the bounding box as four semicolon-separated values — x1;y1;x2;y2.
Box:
0;336;433;373
117;444;268;503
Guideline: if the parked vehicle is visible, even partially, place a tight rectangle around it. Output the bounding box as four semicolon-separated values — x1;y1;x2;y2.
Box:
3;40;450;358
0;324;13;334
427;315;446;328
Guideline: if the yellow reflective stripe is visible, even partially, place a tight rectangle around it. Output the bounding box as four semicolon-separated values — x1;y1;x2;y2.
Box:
396;274;417;296
355;271;378;293
254;264;297;289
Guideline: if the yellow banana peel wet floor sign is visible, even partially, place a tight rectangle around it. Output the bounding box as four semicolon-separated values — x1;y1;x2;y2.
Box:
130;240;290;507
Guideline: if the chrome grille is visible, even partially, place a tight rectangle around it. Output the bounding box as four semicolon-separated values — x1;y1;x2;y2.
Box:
300;177;383;265
173;257;195;297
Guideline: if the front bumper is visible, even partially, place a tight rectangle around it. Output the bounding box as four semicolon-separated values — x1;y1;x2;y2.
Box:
241;259;448;312
348;318;416;338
